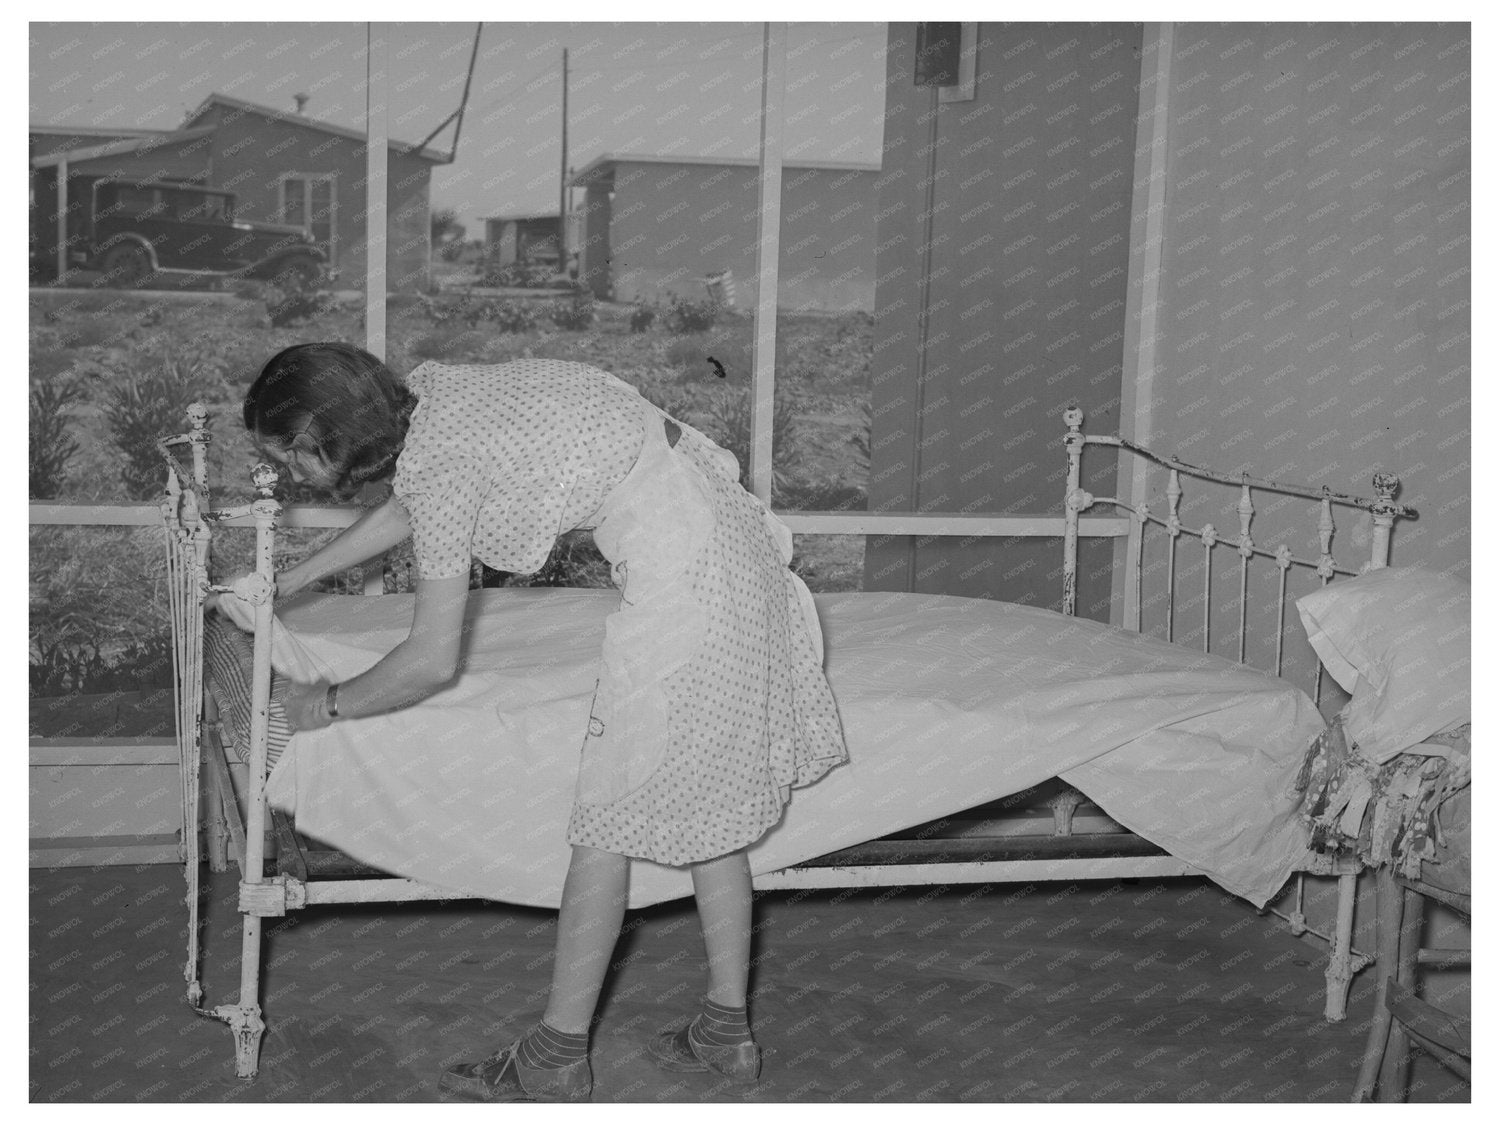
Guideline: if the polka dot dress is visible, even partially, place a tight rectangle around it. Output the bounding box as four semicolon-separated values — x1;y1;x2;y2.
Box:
568;436;847;865
394;360;646;578
393;359;848;867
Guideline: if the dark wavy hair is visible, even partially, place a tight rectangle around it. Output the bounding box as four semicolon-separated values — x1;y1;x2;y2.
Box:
243;342;417;496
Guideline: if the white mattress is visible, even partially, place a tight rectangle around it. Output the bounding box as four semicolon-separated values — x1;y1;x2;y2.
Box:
263;588;1324;909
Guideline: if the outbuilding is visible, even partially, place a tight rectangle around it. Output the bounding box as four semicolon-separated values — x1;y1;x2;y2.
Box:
568;152;880;313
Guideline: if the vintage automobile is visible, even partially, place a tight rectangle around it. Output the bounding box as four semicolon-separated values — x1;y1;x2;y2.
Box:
30;177;328;289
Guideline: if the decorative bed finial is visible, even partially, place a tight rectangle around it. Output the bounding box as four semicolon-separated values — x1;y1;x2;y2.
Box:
252;463;279;497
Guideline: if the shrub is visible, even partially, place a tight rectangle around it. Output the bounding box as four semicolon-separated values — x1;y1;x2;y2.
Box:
549;294;596;331
105;354;206;499
264;273;329;328
490;300;538;334
480;262;557;289
417;293;539;333
29;633;175;696
29;378;84;498
629;304;656;333
665;296;721;333
56;317;118;350
418;294;463;325
409;326;473;361
699;387;803;496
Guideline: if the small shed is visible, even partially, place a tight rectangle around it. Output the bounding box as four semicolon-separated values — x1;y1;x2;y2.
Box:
482;211;572;270
568;153;880;312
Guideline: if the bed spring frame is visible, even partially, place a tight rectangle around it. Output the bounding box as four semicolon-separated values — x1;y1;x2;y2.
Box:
160;405;1413;1079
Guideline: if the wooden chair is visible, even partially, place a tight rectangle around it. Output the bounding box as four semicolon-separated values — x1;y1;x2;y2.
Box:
1352;866;1471;1101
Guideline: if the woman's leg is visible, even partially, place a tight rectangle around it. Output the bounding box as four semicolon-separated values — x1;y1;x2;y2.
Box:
690;848;753;1006
541;844;630;1034
648;847;759;1080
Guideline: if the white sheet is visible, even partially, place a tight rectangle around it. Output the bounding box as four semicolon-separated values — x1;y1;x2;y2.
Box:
264;588;1323;909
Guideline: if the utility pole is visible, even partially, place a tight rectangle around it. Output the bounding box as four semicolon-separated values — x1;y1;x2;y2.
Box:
559;47;569;271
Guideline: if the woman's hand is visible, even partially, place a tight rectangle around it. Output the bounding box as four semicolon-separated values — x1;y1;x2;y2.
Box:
211;573;274;632
276;679;334;732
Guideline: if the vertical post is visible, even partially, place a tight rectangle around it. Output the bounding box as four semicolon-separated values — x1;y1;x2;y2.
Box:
229;462;280;1078
1368;472;1400;571
1236;482;1253;665
187;402;210;495
55;158;69;281
1165;468;1181;643
1199;523;1216;654
749;22;786;505
1325;868;1361;1023
1313;493;1336;705
1113;22;1173;628
1061;407;1085;616
1273;545;1292;676
1352;869;1404;1094
559;47;569;268
1132;502;1148;633
365;23;389;358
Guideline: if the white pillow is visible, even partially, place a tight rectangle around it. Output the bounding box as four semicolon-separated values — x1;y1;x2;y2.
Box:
1296;566;1470;761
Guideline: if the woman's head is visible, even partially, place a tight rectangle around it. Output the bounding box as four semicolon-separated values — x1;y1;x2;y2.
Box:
243;342;416;496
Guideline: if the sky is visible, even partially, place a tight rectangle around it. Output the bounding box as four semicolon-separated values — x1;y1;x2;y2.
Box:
27;21;889;237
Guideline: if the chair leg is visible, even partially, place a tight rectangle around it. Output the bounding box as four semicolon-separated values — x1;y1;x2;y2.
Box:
1376;883;1426;1101
1352;868;1404;1101
1324;870;1359;1020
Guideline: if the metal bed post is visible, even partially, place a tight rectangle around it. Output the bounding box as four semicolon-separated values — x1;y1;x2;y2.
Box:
206;462;281;1078
1061;407;1084;616
1319;470;1404;1021
158;405;211;1009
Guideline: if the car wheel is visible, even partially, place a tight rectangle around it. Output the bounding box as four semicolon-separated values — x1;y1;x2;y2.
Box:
101;243;154;289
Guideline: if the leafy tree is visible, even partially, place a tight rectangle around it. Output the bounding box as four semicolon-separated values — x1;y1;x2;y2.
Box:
29;378;83;498
431;208;466;247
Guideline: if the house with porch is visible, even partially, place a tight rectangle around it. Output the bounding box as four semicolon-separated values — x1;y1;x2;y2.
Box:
30;93;448;291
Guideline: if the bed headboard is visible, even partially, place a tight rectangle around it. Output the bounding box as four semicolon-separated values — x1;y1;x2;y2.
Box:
1059;407;1416;690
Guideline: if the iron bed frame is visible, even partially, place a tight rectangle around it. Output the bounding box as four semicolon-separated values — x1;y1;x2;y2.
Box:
158;404;1414;1079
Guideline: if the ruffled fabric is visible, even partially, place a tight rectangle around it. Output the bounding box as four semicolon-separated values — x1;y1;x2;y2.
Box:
1294;716;1470;879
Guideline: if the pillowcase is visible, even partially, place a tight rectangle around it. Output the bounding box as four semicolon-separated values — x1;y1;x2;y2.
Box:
1296;566;1469;762
203;613;291;769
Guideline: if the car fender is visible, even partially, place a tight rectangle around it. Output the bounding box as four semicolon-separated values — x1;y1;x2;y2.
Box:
93;233;159;271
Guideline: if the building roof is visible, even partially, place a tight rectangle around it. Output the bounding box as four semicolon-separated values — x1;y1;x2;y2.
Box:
481;210;566;223
29;125;178;141
568;152;881;189
179;93;451;164
28;126;218;170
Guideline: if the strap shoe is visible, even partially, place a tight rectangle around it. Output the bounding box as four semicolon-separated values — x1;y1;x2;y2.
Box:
647;1020;761;1084
439;1038;592;1102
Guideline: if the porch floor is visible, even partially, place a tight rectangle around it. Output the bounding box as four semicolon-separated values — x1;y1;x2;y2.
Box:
30;864;1468;1103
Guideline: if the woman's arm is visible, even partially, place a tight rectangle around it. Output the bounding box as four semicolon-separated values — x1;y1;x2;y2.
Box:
279;573;470;728
278;492;414;599
216;493;414;630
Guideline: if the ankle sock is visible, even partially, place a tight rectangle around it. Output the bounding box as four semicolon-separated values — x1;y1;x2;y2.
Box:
691;998;753;1048
516;1021;589;1070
